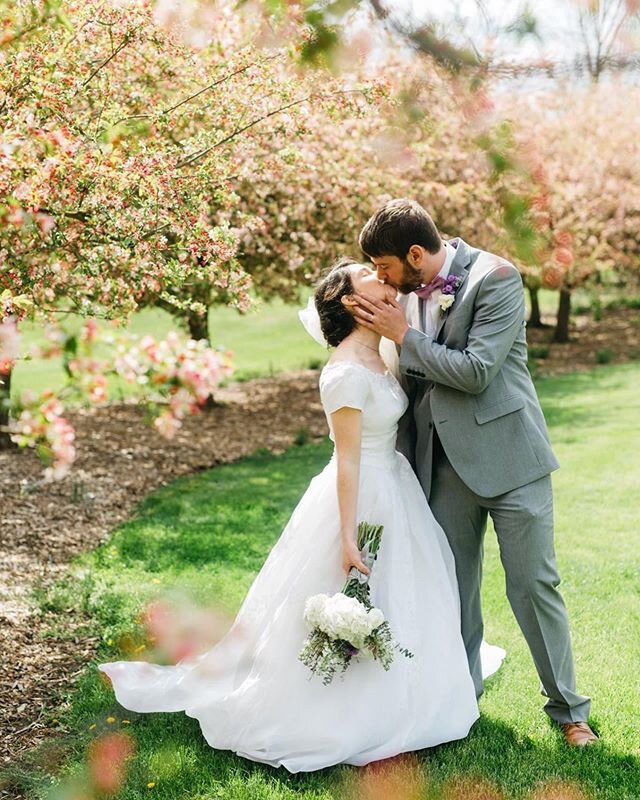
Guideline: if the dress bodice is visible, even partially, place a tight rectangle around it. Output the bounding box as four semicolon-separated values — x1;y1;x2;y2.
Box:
319;361;408;465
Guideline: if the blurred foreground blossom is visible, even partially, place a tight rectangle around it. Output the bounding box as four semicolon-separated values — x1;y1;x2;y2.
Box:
338;758;591;799
0;316;19;374
152;0;238;49
339;754;432;800
441;775;505;799
88;732;135;795
44;731;135;800
10;392;76;481
7;323;233;479
366;132;420;171
143;594;233;664
527;779;590;800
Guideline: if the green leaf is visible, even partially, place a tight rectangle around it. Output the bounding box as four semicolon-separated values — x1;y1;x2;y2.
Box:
63;334;78;357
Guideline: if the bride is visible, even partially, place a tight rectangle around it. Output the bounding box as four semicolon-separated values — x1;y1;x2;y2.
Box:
99;257;504;772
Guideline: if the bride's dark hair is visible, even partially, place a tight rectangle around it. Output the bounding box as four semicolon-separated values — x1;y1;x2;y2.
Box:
314;256;358;348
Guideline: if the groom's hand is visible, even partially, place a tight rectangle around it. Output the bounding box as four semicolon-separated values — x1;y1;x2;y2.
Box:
352;293;410;345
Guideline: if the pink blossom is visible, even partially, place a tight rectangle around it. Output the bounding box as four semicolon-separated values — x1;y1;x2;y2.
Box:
81;318;99;344
11;395;76;481
0;317;19;372
88;732;135;795
154;411;181;439
554;230;573;248
6;207;24;226
143;596;231;665
35;213;55;236
554;247;574;268
88;374;108;404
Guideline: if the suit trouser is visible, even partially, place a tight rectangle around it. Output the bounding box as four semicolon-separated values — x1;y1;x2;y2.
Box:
428;434;591;724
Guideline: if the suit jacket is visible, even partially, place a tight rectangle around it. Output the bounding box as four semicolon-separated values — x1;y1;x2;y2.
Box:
397;238;559;498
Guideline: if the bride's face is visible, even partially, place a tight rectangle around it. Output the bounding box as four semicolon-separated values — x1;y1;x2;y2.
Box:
348;263;397;303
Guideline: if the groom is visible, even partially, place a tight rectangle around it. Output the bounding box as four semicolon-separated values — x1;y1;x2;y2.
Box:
353;198;596;746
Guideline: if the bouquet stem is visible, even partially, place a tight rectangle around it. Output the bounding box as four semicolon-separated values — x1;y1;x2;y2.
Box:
298;522;413;685
342;522;383;605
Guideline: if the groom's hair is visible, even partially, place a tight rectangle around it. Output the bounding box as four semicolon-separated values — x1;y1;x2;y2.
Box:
359;198;441;260
314;256;358;348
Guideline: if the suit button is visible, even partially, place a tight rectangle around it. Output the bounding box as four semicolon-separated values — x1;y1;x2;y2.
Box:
428;422;433;429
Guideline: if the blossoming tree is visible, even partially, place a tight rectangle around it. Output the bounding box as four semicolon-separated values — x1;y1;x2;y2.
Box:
0;0;377;468
496;84;640;341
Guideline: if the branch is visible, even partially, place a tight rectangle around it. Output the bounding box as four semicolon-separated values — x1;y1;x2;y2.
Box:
0;6;56;50
39;208;91;222
578;10;596;78
110;54;283;129
601;0;631;57
176;89;366;169
600;0;625;50
486;52;640;78
163;54;281;116
80;26;139;88
141;222;172;241
0;76;31;117
367;0;483;72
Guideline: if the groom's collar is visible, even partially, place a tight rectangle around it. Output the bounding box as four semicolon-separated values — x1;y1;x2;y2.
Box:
419;239;459;288
437;240;456;280
445;237;473;282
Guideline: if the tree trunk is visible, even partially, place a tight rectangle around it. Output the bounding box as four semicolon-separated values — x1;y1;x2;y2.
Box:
0;366;16;450
554;288;572;344
186;309;210;344
528;286;544;328
186;308;218;409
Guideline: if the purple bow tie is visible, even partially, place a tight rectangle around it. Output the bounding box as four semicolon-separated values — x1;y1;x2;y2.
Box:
414;275;445;300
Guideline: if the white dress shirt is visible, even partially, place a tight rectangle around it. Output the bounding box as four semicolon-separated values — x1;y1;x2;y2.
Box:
422;240;456;336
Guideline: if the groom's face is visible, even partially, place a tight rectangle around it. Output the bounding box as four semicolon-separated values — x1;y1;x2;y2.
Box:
369;254;423;295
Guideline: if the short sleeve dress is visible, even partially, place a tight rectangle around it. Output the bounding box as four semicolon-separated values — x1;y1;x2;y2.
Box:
100;360;483;772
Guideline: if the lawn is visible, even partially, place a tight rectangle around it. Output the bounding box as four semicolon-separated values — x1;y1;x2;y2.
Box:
17;364;640;799
11;287;580;399
11;297;328;399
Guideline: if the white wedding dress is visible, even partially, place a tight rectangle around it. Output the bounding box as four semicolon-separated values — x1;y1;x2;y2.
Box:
100;361;504;772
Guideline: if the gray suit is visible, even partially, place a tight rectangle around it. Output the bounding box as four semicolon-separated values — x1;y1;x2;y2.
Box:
398;238;590;723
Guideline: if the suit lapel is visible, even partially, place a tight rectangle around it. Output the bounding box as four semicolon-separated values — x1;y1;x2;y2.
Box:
434;238;473;342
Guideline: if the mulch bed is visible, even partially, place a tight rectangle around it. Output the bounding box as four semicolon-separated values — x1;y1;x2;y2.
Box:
526;305;640;375
0;306;638;777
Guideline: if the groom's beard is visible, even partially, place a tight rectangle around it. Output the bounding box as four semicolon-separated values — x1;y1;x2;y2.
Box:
396;260;423;295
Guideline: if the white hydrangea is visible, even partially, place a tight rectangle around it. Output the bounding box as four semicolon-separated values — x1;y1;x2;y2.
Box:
303;593;385;649
304;593;330;629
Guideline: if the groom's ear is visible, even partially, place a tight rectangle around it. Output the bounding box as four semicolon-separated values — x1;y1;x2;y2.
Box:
407;245;424;266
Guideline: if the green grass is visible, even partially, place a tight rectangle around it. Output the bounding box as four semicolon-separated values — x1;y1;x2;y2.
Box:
13;364;640;800
11;297;328;399
11;287;587;401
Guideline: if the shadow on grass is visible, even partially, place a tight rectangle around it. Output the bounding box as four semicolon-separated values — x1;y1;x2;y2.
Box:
160;712;640;799
537;366;637;435
16;704;637;800
418;714;640;799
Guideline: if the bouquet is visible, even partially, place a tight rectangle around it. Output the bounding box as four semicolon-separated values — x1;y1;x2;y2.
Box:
298;521;413;685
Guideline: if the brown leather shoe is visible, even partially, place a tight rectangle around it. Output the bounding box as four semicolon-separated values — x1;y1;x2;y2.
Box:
559;721;599;747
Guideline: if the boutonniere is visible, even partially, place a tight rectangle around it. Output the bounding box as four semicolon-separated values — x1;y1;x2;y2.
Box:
436;275;462;312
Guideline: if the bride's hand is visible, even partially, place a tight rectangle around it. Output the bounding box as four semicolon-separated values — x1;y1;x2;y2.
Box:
341;539;370;576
